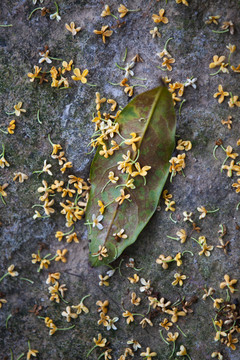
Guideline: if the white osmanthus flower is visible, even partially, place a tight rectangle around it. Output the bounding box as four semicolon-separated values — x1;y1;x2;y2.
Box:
184;77;197;89
106;317;119;330
106;269;115;277
92;214;104;230
39;50;52;64
33;0;44;4
50;12;61;22
139;278;151;292
42;160;53;175
124;62;135;78
127;339;142;351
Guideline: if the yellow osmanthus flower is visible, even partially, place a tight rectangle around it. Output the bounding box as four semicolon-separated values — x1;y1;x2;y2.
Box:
131;162;151;177
128;274;139;283
118;4;128;18
159;318;173;330
8;264;19;277
150;27;161;38
162;57;175;71
107;98;117;112
176;139;192;151
172;273;186;286
0;183;8;198
96;300;109;314
113;229;127;239
211;352;223;360
65;22;81;36
226;43;236;53
220;274;238;293
108;171;119;184
165;199;175;212
131;292;141;306
213;298;224;309
55;249;68;263
28;65;41;82
13;172;28;183
92;245;108;261
197;206;207;219
46;272;60;284
14;102;26;116
231;64;240;73
222;160;240;177
166;332;179;342
156;254;172;269
176;345;188;356
209;55;225;69
213;85;229;103
221;115;232;129
162;189;172;200
97;311;110;326
99;275;109;286
61;306;78;322
0;298;7;308
115;189;130;205
140;317;153;328
95;92;106;111
94;333;107;347
226;333;238;350
225;145;238;159
176;0;188;5
101;5;111;17
165;307;186;323
228;95;240;108
72;296;90;315
122;310;134;324
140;347;157;359
205;15;221;25
62;60;73;74
71;68;88;83
124;132;141;152
31;253;41;264
125;178;135;189
66;232;79;243
93;25;113;44
27;343;39;360
49;281;67;303
43;199;55;216
232;179;240;193
152;9;168;24
176;229;187;243
60;161;73;174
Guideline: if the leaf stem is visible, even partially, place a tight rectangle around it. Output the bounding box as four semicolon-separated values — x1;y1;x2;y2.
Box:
122;47;128;62
212;29;229;34
37;109;42;124
164;37;173;50
212;145;219;160
159;330;170;345
86;345;98;358
169;213;177;224
20;277;34;284
6;313;12;329
179;99;186;116
176;324;187;337
0;273;9;282
167;235;179;241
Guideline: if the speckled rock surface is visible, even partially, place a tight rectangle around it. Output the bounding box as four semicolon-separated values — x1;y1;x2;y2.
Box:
0;0;240;359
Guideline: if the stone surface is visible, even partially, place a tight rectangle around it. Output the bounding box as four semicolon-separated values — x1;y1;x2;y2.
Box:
0;0;240;359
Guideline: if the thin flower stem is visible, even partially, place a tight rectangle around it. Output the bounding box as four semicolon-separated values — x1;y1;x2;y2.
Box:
0;273;9;282
191;237;200;245
110;13;118;20
182;250;194;256
123;47;128;62
213;145;218;160
86;345;98;358
101;180;111;193
164;37;173;50
6;313;12;329
132;76;147;81
212;29;229;34
169;213;177;224
48;254;58;261
228;53;231;66
59;86;71;90
133;84;147;89
133;266;144;271
5;111;15;115
221;156;228;171
97;353;105;360
0;128;8;134
186;354;192;360
156;66;167;71
176;324;187;337
57;324;75;331
220;145;226;152
169;341;175;359
128;8;141;12
16;354;25;360
86;83;97;87
236;201;240;210
207;208;219;214
179;99;186;116
58;291;69;304
115;62;125;71
0;24;13;27
167;235;179;240
28;7;43;20
0;194;6;205
80;294;91;303
37;109;42;124
210;68;221;76
49;57;63;61
10;349;13;360
118;258;124;276
20;277;34;284
108;81;120;86
159;330;170;345
28;340;31;350
212;318;218;331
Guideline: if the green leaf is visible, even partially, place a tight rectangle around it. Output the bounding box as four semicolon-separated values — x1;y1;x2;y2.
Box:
86;85;176;266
